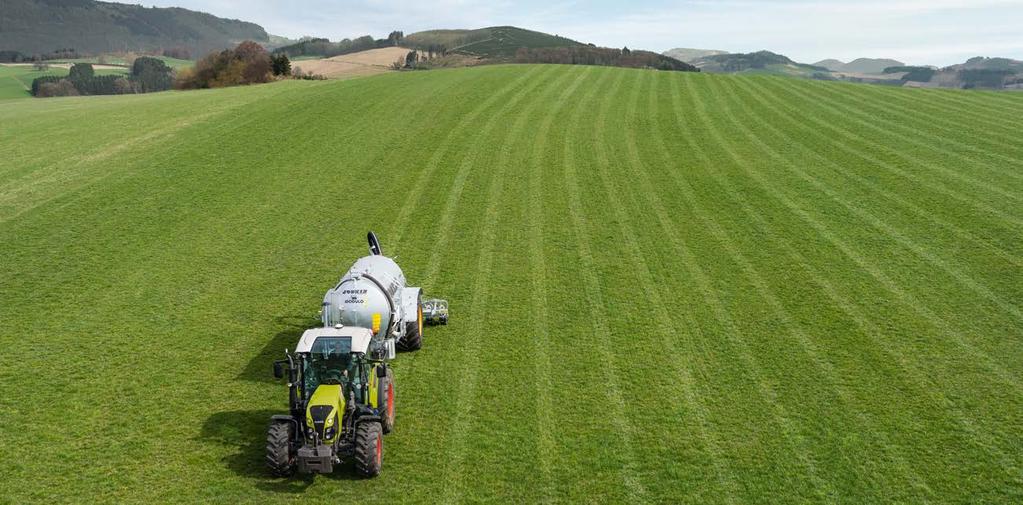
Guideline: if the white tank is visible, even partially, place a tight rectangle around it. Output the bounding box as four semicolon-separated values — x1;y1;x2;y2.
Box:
321;255;407;339
319;233;433;357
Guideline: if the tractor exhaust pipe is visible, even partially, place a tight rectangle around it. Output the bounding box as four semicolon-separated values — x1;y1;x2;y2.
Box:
367;231;382;256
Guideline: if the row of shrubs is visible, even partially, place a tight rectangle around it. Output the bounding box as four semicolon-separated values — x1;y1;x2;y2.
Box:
31;57;174;97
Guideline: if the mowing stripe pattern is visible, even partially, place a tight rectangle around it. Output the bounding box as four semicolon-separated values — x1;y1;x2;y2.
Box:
0;65;1020;504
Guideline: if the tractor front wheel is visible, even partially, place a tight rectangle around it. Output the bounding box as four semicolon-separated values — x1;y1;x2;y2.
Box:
354;422;383;477
266;422;295;477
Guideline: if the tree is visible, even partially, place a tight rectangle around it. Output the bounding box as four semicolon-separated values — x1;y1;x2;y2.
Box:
405;50;418;69
33;61;50;71
68;63;94;82
131;56;173;92
270;53;291;76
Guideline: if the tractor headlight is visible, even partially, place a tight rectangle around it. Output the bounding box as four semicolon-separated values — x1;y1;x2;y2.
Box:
306;427;314;439
325;411;336;427
324;426;335;439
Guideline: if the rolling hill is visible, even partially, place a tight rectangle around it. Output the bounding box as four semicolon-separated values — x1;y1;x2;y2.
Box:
403;26;584;57
693;50;829;77
0;0;268;56
814;58;906;74
664;48;729;63
0;65;1021;503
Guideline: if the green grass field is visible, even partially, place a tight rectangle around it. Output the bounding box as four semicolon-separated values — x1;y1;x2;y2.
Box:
0;65;1020;503
0;64;130;100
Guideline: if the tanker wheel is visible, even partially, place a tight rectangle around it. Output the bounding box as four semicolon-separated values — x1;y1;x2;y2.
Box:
379;367;396;433
265;421;296;477
397;294;422;352
354;422;383;478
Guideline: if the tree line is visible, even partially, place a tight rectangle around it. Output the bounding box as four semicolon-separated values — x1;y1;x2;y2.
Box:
272;31;405;59
513;46;698;72
31;57;174;97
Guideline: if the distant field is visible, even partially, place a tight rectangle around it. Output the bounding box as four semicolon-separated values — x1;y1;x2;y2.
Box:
291;47;409;79
46;55;194;69
0;65;1020;503
0;64;128;99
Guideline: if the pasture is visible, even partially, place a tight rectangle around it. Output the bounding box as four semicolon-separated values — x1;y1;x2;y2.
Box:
0;64;1020;503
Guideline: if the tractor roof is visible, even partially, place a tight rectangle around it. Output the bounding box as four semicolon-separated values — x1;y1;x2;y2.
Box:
295;326;374;354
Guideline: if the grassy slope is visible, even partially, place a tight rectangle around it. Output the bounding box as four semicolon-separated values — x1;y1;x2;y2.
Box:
0;66;1021;503
0;65;129;100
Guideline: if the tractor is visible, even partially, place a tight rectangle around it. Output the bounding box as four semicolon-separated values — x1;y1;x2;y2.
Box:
266;326;396;477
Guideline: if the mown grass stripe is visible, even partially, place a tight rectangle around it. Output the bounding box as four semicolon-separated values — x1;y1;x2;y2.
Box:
602;69;744;503
561;68;648;501
389;65;547;246
699;74;1023;491
525;65;595;503
769;78;1023;204
712;74;1023;488
702;75;1023;390
437;66;576;504
744;77;1023;229
808;81;1023;184
736;79;1023;324
732;76;1023;270
836;83;1023;157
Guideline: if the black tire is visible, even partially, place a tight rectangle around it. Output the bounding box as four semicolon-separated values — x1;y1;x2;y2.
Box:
266;421;295;477
354;422;383;477
379;367;396;434
397;293;422;352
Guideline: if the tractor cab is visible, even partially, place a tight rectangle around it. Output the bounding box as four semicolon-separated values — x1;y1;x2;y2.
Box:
267;326;396;477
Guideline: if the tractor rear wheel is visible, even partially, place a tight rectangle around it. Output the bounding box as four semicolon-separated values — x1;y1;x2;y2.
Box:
266;422;295;477
379;367;396;434
354;422;383;477
398;293;422;352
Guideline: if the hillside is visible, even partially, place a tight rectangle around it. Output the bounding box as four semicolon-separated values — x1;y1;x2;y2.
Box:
813;59;846;71
403;26;584;57
0;0;268;56
693;50;829;77
663;48;728;63
1;66;1021;503
843;58;904;73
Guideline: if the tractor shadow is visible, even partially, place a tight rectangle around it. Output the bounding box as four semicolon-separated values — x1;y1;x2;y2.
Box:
200;409;312;492
238;315;320;383
201;410;365;493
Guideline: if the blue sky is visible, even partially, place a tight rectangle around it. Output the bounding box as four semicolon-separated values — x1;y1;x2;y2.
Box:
142;0;1023;66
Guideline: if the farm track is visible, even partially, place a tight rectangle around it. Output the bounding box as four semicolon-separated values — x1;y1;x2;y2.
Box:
0;65;1020;504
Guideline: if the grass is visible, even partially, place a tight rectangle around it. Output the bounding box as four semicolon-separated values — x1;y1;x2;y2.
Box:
0;64;129;100
0;64;1021;503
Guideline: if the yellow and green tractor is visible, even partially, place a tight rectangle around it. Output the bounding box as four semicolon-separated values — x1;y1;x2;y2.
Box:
267;326;396;477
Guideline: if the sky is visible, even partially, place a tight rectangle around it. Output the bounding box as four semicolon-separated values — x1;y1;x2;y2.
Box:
141;0;1023;66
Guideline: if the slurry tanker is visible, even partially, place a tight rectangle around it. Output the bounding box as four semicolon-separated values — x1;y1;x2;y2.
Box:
266;232;446;477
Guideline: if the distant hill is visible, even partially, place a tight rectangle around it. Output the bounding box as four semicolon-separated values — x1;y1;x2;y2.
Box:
693;51;828;76
840;58;905;74
663;48;728;63
945;56;1023;72
404;26;584;58
813;58;905;74
0;0;268;57
813;59;846;72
